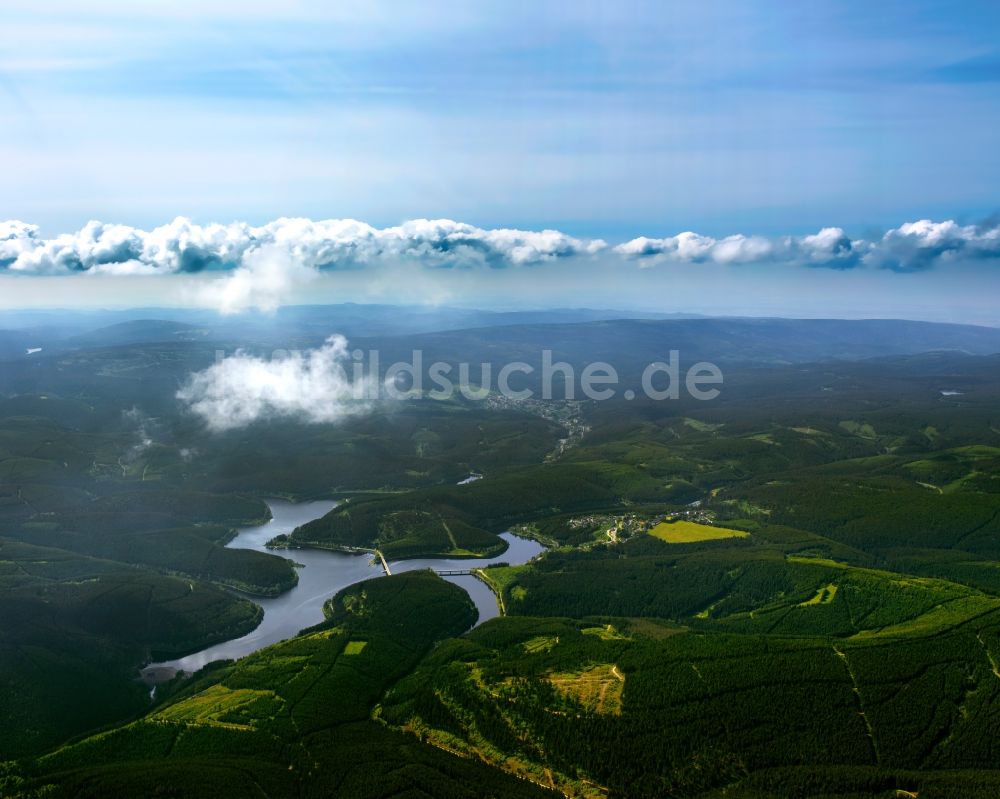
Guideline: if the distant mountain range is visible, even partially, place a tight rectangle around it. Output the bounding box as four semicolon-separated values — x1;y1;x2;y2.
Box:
1;307;999;366
354;317;1000;370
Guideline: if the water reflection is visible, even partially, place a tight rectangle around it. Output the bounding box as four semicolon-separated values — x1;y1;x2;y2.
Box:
143;499;543;681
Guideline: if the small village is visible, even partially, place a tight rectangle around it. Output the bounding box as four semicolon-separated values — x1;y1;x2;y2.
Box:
565;503;717;544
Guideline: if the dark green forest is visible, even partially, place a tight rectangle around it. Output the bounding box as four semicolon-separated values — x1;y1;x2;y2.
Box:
3;316;1000;797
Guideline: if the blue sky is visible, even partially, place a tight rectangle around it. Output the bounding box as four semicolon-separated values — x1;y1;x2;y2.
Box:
3;0;999;236
1;1;999;320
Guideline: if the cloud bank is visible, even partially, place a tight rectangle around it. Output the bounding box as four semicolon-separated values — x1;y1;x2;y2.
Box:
0;217;604;275
177;335;371;430
3;216;999;312
615;227;860;268
614;222;1000;272
3;216;998;278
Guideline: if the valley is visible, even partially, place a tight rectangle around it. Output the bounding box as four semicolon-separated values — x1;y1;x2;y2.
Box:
2;313;1000;797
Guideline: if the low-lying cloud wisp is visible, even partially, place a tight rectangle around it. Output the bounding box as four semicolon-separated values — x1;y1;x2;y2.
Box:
191;244;317;314
177;335;371;431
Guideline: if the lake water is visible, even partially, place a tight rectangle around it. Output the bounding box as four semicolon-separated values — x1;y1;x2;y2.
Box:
142;499;543;682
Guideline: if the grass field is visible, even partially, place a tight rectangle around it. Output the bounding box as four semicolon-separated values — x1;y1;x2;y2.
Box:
522;635;559;654
582;624;629;640
548;663;624;715
800;583;839;606
648;519;749;543
152;684;283;731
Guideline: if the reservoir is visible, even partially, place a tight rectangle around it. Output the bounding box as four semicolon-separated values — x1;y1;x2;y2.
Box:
143;499;543;681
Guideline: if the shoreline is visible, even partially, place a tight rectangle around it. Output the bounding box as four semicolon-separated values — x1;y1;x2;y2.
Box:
140;500;544;685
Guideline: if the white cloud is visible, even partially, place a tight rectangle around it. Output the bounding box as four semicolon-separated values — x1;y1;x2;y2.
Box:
177;335;372;431
122;406;155;462
0;216;605;276
615;226;866;269
192;245;318;315
866;219;1000;272
710;234;775;264
616;231;784;265
618;219;1000;272
796;227;857;266
0;220;40;268
3;216;998;295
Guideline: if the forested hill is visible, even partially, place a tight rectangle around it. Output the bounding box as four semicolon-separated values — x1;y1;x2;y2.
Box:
12;571;551;799
356;317;1000;368
3;312;999;366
